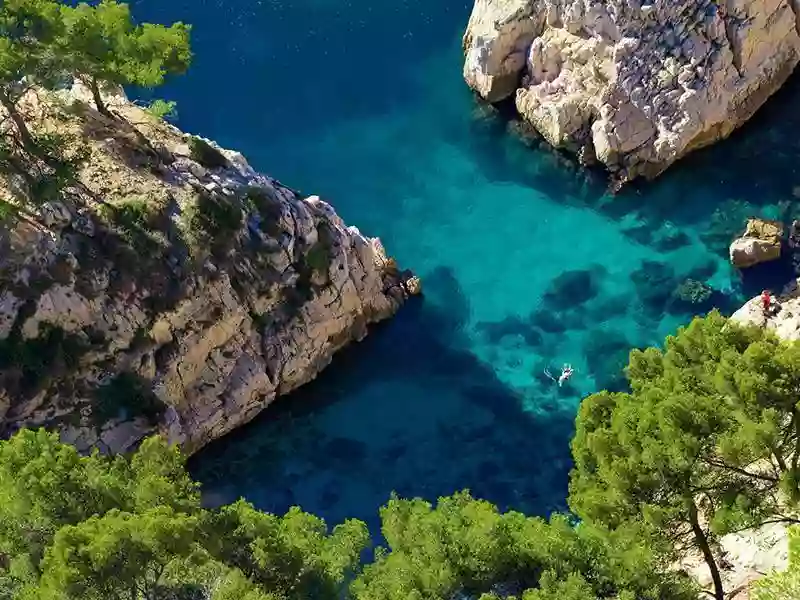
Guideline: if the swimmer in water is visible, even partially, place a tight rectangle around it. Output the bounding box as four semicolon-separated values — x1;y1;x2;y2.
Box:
544;364;574;387
558;364;574;387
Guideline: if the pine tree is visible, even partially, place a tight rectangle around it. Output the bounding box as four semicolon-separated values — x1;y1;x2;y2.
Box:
570;312;800;600
58;0;190;116
0;0;64;152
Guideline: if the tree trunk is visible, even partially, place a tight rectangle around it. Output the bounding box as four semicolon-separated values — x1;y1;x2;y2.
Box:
688;498;725;600
0;91;36;154
773;443;788;473
4;148;37;188
90;77;111;117
787;409;800;500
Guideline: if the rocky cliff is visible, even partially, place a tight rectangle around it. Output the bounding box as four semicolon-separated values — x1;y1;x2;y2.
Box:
0;84;414;454
463;0;800;180
731;279;800;339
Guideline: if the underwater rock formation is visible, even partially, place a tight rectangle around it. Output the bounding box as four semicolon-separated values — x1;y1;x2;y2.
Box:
463;0;800;180
0;83;412;454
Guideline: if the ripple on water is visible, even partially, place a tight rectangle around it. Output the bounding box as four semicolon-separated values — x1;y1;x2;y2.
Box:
131;0;800;533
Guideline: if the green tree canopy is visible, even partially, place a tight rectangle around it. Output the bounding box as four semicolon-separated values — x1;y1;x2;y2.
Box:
203;500;369;600
0;430;368;600
33;507;201;600
58;0;191;115
0;430;702;600
570;312;800;600
350;491;695;600
0;0;65;149
0;431;198;571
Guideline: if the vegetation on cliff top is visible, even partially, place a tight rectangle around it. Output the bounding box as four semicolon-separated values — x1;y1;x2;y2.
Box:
571;311;800;600
0;0;190;214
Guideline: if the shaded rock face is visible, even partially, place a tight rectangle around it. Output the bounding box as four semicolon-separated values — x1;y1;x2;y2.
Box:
0;84;411;455
729;218;784;268
463;0;800;179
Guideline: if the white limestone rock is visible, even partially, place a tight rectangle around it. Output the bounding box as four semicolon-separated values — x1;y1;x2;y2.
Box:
681;521;790;600
730;280;800;340
463;0;800;178
463;0;544;101
0;84;413;454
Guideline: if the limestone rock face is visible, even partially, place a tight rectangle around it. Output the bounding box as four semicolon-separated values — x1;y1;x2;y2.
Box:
0;84;412;454
729;218;783;268
681;521;790;600
730;279;800;339
463;0;800;178
463;0;544;101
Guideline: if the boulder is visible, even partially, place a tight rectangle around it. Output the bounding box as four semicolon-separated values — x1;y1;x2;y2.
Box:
404;275;423;296
729;218;783;268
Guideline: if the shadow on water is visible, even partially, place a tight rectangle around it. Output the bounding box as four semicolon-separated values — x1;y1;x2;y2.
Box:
190;266;576;531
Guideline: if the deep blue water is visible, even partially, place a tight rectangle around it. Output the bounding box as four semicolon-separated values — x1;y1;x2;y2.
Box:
132;0;800;533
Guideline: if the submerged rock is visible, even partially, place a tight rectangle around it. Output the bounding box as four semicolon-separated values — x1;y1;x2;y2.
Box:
672;278;713;306
0;83;413;454
729;218;783;268
463;0;800;179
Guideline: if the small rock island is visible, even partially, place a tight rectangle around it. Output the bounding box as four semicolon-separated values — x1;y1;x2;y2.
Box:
463;0;800;180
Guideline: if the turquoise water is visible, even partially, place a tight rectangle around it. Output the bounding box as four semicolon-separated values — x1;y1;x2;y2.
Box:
133;0;800;532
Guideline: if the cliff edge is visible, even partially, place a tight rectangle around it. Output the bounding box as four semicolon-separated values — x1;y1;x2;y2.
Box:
0;83;414;454
463;0;800;180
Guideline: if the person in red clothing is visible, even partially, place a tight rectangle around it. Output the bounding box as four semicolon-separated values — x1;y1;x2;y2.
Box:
761;289;772;315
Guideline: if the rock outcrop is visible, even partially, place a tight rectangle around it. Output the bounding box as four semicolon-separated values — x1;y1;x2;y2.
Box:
729;218;784;268
0;83;414;454
463;0;800;179
681;521;790;600
730;278;800;339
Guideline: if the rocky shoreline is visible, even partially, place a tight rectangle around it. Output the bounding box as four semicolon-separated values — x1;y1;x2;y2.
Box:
463;0;800;181
0;83;417;455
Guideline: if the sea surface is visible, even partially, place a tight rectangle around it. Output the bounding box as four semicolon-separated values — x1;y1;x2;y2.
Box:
132;0;800;534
